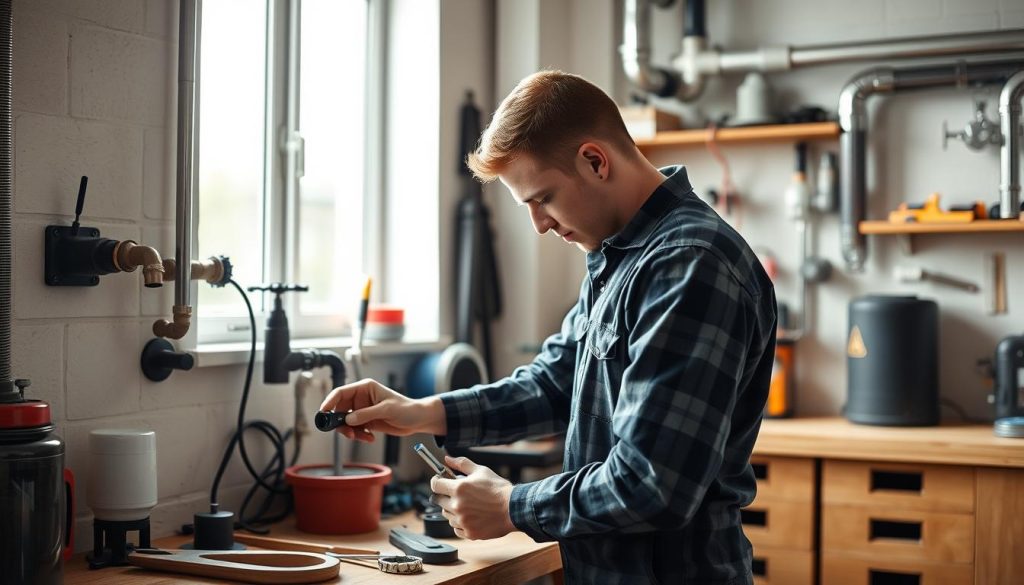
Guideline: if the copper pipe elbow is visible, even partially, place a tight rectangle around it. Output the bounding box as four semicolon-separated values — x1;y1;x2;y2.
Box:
152;305;192;339
113;240;165;288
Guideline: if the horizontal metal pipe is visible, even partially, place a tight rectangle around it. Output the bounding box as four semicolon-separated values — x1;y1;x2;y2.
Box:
791;30;1024;67
708;30;1024;76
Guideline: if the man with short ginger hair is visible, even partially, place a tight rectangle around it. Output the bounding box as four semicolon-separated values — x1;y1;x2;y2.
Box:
322;70;776;584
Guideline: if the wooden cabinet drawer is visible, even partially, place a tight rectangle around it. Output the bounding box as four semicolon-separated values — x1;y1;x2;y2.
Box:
823;460;974;513
750;455;814;502
822;552;974;585
822;505;974;564
751;546;813;585
742;499;814;550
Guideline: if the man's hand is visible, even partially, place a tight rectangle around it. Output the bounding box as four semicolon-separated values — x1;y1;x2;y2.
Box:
319;378;447;442
430;456;516;540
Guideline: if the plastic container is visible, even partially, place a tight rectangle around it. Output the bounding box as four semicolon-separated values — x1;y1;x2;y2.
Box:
1;399;74;583
285;463;392;534
87;429;157;521
364;306;405;342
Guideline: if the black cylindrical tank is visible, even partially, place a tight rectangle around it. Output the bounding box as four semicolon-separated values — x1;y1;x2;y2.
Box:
846;295;939;426
0;400;69;584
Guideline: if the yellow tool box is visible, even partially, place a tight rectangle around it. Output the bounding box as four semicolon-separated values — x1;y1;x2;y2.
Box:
887;193;986;223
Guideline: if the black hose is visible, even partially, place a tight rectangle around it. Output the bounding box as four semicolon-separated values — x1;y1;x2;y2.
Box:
209;280;299;531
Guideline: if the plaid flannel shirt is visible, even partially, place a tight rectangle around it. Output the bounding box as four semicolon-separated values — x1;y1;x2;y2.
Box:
438;166;777;585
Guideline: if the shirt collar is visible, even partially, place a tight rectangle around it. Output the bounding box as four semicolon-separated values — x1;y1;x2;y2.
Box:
601;165;692;251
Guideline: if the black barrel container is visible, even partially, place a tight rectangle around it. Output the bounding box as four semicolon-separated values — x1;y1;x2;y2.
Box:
846;295;939;426
0;400;72;584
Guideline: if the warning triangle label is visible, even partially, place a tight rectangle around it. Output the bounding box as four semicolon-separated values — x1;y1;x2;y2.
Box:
847;325;867;358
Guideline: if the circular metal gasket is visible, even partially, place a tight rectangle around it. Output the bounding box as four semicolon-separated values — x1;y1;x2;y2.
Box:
378;555;424;574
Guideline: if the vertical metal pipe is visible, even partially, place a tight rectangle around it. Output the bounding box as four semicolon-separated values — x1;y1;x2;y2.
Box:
621;0;679;98
175;0;199;309
0;0;12;398
999;70;1024;219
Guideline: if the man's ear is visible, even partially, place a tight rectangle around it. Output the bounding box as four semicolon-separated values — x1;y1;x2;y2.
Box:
577;143;609;180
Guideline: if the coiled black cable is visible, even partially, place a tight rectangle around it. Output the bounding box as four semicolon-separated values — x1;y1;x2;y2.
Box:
208;279;299;532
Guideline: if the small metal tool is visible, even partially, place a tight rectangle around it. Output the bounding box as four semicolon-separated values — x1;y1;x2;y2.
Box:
413;442;456;479
389;527;459;564
894;265;979;292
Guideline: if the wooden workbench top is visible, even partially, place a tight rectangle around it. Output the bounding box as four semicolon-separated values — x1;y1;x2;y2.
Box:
64;511;561;585
754;417;1024;468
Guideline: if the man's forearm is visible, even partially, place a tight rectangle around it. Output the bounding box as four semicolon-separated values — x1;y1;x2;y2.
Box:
417;395;448;436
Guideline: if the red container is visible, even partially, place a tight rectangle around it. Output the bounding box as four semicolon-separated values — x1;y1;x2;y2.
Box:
285;463;392;534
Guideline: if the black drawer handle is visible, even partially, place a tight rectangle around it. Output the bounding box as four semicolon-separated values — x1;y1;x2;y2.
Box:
751;557;767;577
752;462;768;480
740;508;767;527
870;519;922;541
869;569;921;585
871;469;923;493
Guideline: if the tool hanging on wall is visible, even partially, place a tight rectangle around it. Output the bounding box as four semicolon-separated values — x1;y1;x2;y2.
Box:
455;91;503;373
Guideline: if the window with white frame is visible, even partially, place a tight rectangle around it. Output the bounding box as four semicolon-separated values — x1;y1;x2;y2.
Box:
197;0;382;344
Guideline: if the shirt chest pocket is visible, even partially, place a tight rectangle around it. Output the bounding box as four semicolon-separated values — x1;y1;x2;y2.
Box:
587;322;620;360
572;316;622;361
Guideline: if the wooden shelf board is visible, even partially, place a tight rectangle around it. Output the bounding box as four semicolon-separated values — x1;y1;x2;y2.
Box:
635;121;840;149
859;219;1024;235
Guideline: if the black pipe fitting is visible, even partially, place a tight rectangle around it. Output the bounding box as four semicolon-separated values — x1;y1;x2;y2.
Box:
314;410;348;432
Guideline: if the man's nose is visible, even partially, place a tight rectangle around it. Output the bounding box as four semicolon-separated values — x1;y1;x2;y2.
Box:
528;204;554;235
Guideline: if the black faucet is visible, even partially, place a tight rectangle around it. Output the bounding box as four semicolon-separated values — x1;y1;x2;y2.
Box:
247;283;309;384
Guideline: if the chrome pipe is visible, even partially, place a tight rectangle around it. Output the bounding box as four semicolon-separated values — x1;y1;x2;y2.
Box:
791;30;1024;67
175;0;199;309
680;28;1024;85
621;0;682;98
999;70;1024;219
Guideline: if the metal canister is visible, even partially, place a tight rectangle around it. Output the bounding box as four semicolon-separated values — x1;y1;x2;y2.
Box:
846;295;939;426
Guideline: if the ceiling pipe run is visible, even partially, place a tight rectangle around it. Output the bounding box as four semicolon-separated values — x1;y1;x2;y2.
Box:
838;59;1024;271
621;0;1024;102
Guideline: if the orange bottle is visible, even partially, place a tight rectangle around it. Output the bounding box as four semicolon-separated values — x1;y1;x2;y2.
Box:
766;339;795;418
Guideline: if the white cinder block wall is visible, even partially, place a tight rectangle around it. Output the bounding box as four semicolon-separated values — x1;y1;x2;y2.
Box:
9;0;448;552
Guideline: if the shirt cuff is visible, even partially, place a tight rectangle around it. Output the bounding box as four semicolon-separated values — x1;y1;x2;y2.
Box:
436;389;484;448
509;481;554;542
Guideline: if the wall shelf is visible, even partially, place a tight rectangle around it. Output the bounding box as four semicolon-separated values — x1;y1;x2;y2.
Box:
634;121;840;151
858;220;1024;235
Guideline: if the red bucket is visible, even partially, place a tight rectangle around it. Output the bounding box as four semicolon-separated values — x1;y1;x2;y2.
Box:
285;463;392;534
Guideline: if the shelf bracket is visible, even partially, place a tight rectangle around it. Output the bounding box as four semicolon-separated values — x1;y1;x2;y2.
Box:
898;234;914;255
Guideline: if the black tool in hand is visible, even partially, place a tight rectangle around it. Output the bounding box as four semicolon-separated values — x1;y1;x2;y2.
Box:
314;411;348;432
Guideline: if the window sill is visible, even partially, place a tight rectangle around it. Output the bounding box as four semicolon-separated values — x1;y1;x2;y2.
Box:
192;335;452;368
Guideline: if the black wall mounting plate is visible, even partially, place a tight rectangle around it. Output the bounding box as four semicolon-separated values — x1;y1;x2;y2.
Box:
44;224;101;286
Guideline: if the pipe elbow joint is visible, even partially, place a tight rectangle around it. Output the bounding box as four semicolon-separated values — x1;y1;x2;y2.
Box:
152;305;192;339
113;240;165;288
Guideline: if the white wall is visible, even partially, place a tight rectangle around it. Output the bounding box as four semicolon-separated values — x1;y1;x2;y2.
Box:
10;0;474;551
486;0;1024;421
